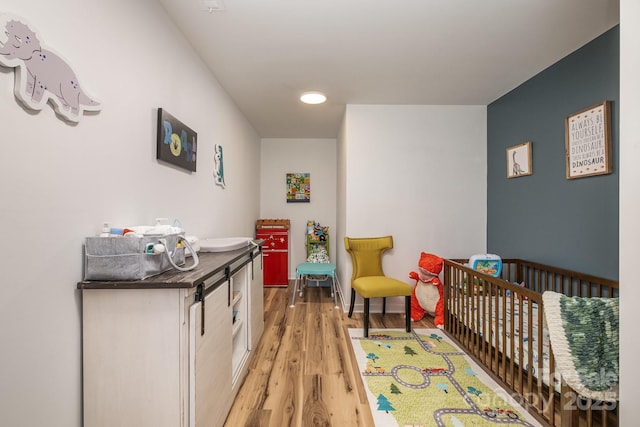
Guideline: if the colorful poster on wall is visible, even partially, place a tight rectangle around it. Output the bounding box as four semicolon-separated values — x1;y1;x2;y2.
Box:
286;173;310;203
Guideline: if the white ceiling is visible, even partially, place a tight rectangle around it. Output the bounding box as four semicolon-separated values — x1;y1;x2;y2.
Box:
159;0;619;139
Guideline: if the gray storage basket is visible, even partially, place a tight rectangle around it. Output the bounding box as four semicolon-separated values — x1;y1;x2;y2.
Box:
84;233;187;281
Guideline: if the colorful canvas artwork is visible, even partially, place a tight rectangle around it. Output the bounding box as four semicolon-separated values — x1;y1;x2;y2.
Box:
286;173;310;203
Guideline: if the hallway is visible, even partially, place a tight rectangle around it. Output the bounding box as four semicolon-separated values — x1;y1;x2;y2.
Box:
225;284;435;426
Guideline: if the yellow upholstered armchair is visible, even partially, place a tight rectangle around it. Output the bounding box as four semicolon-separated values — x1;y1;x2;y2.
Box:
343;236;412;337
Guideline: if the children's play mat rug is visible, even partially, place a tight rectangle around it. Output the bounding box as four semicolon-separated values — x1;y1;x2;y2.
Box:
349;328;542;427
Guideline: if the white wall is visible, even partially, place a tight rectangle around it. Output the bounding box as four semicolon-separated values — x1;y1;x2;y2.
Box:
619;1;638;423
336;115;348;294
338;105;487;312
260;138;337;275
0;1;260;426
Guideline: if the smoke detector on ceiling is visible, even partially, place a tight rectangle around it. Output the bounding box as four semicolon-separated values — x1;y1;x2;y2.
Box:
201;0;225;13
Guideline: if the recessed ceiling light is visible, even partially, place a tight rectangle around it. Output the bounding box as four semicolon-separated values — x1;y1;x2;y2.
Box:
300;91;327;105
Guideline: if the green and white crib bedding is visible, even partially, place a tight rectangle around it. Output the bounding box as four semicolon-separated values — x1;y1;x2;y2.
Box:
450;291;620;400
542;291;619;402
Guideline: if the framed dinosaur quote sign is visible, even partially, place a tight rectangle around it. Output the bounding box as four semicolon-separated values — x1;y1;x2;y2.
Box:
565;101;612;179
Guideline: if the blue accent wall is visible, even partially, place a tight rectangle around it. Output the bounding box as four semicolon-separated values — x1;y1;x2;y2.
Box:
487;26;619;280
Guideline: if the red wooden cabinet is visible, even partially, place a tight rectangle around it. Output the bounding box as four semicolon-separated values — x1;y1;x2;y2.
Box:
256;220;289;287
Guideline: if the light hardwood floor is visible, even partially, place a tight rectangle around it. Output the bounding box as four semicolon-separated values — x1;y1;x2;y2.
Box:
225;283;435;426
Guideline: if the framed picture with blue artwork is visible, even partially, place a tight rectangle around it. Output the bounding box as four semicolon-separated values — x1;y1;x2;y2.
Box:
156;108;197;172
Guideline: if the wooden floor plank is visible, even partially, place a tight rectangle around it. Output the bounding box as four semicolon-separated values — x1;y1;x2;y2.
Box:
301;374;332;426
225;282;435;427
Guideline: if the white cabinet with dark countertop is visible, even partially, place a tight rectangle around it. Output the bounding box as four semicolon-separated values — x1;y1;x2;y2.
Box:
78;242;264;427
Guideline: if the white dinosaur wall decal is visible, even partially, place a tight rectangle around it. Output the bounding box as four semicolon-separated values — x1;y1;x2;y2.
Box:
0;14;101;122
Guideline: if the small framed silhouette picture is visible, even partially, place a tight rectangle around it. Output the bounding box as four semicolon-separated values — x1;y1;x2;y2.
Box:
506;141;532;178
